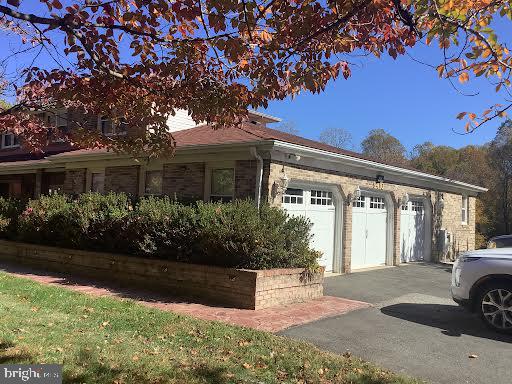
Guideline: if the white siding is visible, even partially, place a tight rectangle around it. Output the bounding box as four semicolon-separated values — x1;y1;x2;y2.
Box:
166;110;203;132
166;109;280;132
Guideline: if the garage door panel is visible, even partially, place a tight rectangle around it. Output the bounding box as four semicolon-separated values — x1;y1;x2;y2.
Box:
351;195;387;269
306;210;335;269
400;213;412;262
411;211;425;261
351;211;367;269
400;200;426;262
365;211;387;266
282;187;337;272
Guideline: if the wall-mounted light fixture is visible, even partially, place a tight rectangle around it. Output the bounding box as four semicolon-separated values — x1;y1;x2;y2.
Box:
438;192;445;209
376;174;384;184
347;186;362;205
271;166;289;200
401;192;410;206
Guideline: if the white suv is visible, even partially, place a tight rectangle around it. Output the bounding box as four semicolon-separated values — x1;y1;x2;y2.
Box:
451;248;512;333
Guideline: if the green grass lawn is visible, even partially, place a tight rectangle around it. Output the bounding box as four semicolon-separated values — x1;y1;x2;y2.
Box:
0;271;421;384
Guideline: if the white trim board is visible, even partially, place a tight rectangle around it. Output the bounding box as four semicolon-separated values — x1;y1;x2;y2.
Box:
270;141;487;195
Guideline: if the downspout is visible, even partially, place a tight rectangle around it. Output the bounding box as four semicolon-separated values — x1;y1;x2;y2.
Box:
250;147;263;208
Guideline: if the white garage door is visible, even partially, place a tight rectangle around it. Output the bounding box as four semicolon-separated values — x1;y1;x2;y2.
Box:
400;200;426;262
351;195;387;269
282;188;336;272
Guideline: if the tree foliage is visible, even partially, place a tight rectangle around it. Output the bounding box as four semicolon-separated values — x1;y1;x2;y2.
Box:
361;129;407;165
0;0;510;154
410;120;512;245
318;127;352;149
411;142;459;176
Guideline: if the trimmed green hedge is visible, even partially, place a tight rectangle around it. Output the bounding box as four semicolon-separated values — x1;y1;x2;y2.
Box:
0;193;320;270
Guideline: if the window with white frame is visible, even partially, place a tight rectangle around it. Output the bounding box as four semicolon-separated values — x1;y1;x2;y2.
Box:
352;195;365;208
461;195;469;224
145;170;163;195
210;168;234;202
369;196;385;209
91;172;105;193
1;133;20;149
411;201;424;212
283;188;304;204
311;190;333;206
99;116;128;136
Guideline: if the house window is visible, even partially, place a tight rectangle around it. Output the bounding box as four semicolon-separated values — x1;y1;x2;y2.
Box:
210;168;234;202
91;172;105;193
43;172;65;195
145;170;163;195
1;133;20;149
52;110;69;142
47;185;63;195
99;116;128;136
55;110;67;130
283;188;304;204
35;110;69;142
461;195;468;224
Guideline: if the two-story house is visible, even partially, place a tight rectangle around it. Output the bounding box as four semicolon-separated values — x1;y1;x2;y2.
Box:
0;108;486;273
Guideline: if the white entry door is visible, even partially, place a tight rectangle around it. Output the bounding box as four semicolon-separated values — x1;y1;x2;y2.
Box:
351;195;387;269
282;188;336;272
400;200;426;262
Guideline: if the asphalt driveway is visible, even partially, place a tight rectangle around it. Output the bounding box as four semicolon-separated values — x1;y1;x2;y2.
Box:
281;263;512;384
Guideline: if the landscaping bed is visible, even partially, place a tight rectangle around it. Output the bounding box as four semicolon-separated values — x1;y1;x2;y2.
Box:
0;271;420;384
0;193;319;270
0;193;324;309
0;240;324;309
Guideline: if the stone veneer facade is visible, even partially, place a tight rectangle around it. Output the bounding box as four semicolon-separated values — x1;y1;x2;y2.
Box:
265;161;476;272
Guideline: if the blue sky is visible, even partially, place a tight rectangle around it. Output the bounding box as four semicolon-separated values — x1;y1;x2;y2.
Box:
265;42;503;153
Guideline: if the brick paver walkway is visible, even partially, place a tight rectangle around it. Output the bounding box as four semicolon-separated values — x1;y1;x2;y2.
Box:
0;263;370;332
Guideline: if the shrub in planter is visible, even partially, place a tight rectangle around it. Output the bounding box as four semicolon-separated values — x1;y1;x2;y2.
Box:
17;192;132;251
71;192;133;252
17;194;79;248
123;196;198;260
193;200;320;269
7;192;320;270
0;197;25;239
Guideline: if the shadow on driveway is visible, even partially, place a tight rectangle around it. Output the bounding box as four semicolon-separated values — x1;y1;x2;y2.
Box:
381;302;512;343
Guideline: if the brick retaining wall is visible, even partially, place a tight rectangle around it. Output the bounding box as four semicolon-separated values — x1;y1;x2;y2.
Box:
0;240;323;310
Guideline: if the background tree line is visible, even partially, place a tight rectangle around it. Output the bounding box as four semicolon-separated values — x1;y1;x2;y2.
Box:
277;121;512;247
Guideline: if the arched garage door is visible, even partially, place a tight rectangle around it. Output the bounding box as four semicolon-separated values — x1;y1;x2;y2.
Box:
282;188;336;272
400;200;427;262
351;195;387;269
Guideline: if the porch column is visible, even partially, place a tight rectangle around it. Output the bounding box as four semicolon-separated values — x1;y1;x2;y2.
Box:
342;201;353;273
138;164;147;197
34;170;42;198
